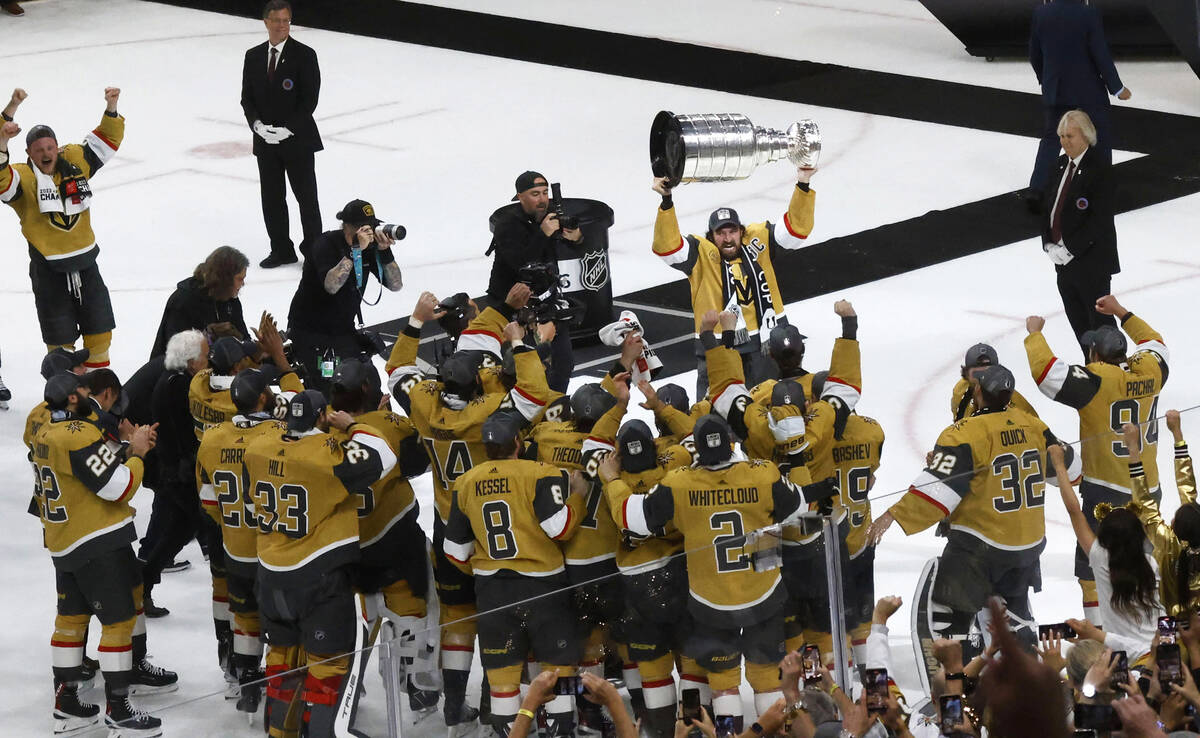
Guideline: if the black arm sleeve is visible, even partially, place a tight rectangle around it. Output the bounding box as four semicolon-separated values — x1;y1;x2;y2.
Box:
771;478;803;523
331;436;385;492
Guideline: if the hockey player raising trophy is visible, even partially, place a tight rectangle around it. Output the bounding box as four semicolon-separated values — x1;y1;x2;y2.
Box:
648;111;822;396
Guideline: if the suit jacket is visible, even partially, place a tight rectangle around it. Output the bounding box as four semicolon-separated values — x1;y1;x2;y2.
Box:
1042;146;1119;275
240;37;322;157
1029;0;1123;107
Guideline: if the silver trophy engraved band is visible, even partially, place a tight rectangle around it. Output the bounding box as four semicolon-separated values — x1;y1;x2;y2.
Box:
650;111;821;187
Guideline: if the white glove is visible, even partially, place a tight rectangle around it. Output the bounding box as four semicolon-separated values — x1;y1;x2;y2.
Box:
273;125;294;142
1044;242;1074;266
253;120;284;145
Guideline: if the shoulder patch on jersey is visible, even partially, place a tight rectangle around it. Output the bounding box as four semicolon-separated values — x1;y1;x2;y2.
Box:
325;436;339;451
67;420;86;434
747;458;769;468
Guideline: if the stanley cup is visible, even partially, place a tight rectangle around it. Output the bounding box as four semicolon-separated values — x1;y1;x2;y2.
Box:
649;111;821;188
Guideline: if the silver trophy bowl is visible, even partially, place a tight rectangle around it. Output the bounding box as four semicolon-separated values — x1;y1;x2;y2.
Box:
650;111;821;187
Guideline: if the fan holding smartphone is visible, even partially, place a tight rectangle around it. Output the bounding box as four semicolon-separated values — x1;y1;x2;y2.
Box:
1050;438;1165;661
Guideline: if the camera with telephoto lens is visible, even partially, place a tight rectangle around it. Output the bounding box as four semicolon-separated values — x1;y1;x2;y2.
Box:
549;182;579;232
517;261;560;296
375;223;407;240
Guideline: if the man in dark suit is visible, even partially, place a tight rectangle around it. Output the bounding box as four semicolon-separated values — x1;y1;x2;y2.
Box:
1041;110;1119;352
1028;0;1130;200
241;0;322;269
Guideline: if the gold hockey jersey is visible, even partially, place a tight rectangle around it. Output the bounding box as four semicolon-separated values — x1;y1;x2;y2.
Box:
949;378;1037;422
443;458;584;577
335;409;424;562
243;424;396;585
189;368;303;440
0;112;124;271
391;346;551;522
652;184;815;339
603;443;692;573
829;414;885;557
620;458;804;626
891;407;1056;550
31;413;145;571
1025;314;1168;495
532;402;625;572
196;413;286;578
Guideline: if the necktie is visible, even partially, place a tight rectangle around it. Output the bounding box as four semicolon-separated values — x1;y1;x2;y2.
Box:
1050;161;1076;244
268;47;278;82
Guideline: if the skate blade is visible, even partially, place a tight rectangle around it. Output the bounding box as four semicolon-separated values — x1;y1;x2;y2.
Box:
106;726;163;738
128;682;180;696
53;714;100;736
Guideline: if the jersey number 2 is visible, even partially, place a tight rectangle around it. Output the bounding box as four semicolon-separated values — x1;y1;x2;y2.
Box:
710;511;751;573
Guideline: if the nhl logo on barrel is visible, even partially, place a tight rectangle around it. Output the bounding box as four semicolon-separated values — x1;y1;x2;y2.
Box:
579;250;609;291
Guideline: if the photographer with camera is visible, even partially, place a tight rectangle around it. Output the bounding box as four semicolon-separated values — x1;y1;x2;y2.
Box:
486;170;580;392
286;198;403;391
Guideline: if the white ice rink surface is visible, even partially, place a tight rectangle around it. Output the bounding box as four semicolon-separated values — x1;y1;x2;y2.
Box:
2;0;1199;734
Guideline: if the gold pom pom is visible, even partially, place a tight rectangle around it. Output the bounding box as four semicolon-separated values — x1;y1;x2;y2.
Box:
1094;502;1114;521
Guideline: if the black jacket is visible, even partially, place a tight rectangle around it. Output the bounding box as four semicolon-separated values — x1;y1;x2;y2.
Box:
486;203;558;301
151;276;248;359
1042;146;1119;275
150;369;199;490
287;229;394;335
240;36;322;157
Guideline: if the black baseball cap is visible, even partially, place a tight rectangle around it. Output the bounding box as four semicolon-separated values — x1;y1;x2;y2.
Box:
481;411;524;445
439;351;484;397
40;347;90;380
337;199;382;227
656;383;689;414
570;384;617;425
976;364;1015;396
44;371;86;410
767;325;807;357
512;170;548;200
1081;326;1127;362
26;124;56;147
693;414;734;466
616;419;657;473
230;365;281;414
707;207;742;233
964;343;999;369
209;337;259;375
286;389;327;433
771;379;806;408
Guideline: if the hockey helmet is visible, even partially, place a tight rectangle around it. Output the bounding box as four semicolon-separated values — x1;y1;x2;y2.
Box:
231;366;281;415
656;383;689;414
286;389;327;433
570;384;617;425
616;420;657;474
693;414;734;466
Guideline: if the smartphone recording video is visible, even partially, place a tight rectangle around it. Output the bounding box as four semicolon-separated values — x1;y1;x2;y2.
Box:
865;668;889;714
